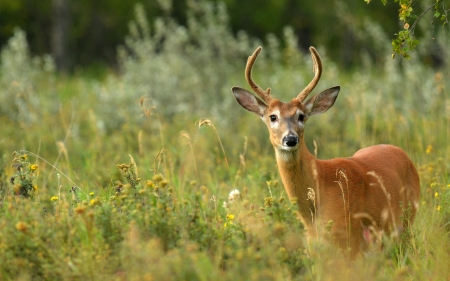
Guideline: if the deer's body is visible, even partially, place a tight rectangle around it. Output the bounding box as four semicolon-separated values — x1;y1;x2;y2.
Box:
232;47;420;257
278;139;419;254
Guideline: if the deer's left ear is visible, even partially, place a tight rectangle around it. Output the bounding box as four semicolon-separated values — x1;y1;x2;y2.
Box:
304;86;340;116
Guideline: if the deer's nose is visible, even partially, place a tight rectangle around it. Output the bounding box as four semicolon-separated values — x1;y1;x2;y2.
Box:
283;134;299;147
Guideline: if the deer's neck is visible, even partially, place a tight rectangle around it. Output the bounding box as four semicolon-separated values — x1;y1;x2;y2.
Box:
275;137;318;227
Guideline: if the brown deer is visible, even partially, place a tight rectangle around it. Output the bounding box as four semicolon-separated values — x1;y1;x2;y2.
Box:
231;46;420;257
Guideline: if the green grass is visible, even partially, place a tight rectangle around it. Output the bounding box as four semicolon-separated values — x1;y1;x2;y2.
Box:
0;2;449;280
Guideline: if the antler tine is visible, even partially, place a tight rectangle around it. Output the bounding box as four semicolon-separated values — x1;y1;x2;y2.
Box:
297;46;323;102
245;46;273;104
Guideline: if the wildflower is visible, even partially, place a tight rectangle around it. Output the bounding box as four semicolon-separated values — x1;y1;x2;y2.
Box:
89;199;98;206
224;221;233;228
29;164;38;171
228;189;241;203
16;222;28;233
226;214;235;221
75;205;86;214
435;192;439;197
264;197;274;207
436;205;441;211
160;179;168;187
20;154;28;160
33;185;38;191
152;174;163;182
145;180;155;188
50;196;58;202
89;192;94;196
426;145;433;154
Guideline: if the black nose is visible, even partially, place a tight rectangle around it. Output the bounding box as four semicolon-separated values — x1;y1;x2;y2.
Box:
283;135;299;147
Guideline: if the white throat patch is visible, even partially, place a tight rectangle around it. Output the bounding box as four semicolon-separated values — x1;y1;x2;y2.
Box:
275;148;297;162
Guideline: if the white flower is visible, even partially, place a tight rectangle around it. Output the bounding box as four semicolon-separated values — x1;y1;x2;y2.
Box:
222;201;229;209
228;189;241;203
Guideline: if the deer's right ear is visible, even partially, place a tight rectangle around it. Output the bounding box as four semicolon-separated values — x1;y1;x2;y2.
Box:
232;87;267;117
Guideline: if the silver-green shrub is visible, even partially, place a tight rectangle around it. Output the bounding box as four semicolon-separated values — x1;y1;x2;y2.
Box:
0;28;55;125
97;1;333;130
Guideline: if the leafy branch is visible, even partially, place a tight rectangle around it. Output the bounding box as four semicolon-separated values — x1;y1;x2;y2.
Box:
365;0;449;59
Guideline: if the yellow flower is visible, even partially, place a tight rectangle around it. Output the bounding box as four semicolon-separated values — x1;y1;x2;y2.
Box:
50;196;58;202
29;164;38;171
33;185;38;191
152;174;163;182
426;145;433;154
20;154;28;160
16;222;28;233
435;192;439;197
226;214;235;220
224;221;233;228
89;192;94;196
436;205;441;211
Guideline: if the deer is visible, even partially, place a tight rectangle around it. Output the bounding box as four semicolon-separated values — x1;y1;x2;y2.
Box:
231;46;420;257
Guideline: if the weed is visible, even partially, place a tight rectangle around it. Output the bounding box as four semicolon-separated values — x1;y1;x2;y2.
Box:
9;152;38;198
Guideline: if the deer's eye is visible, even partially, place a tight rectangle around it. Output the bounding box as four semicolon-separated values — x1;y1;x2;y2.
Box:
269;115;277;122
298;114;306;122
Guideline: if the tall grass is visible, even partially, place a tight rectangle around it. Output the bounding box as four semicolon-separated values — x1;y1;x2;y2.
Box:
0;1;449;280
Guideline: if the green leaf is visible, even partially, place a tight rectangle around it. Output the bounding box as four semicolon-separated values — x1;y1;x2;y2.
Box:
434;11;441;18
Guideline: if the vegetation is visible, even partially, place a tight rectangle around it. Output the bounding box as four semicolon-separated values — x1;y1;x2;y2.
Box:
1;0;449;69
0;1;449;280
366;0;450;59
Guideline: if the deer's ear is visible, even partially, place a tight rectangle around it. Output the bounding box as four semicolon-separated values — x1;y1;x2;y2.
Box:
232;87;267;117
304;86;340;116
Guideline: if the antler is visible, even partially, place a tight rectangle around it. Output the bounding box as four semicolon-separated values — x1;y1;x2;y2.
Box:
246;47;273;104
297;47;323;102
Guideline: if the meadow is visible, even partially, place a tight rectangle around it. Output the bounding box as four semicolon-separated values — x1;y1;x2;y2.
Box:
0;2;449;280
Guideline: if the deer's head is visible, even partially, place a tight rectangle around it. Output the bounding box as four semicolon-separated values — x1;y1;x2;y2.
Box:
232;47;340;155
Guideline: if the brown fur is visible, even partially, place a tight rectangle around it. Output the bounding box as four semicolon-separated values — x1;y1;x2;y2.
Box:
277;137;420;257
